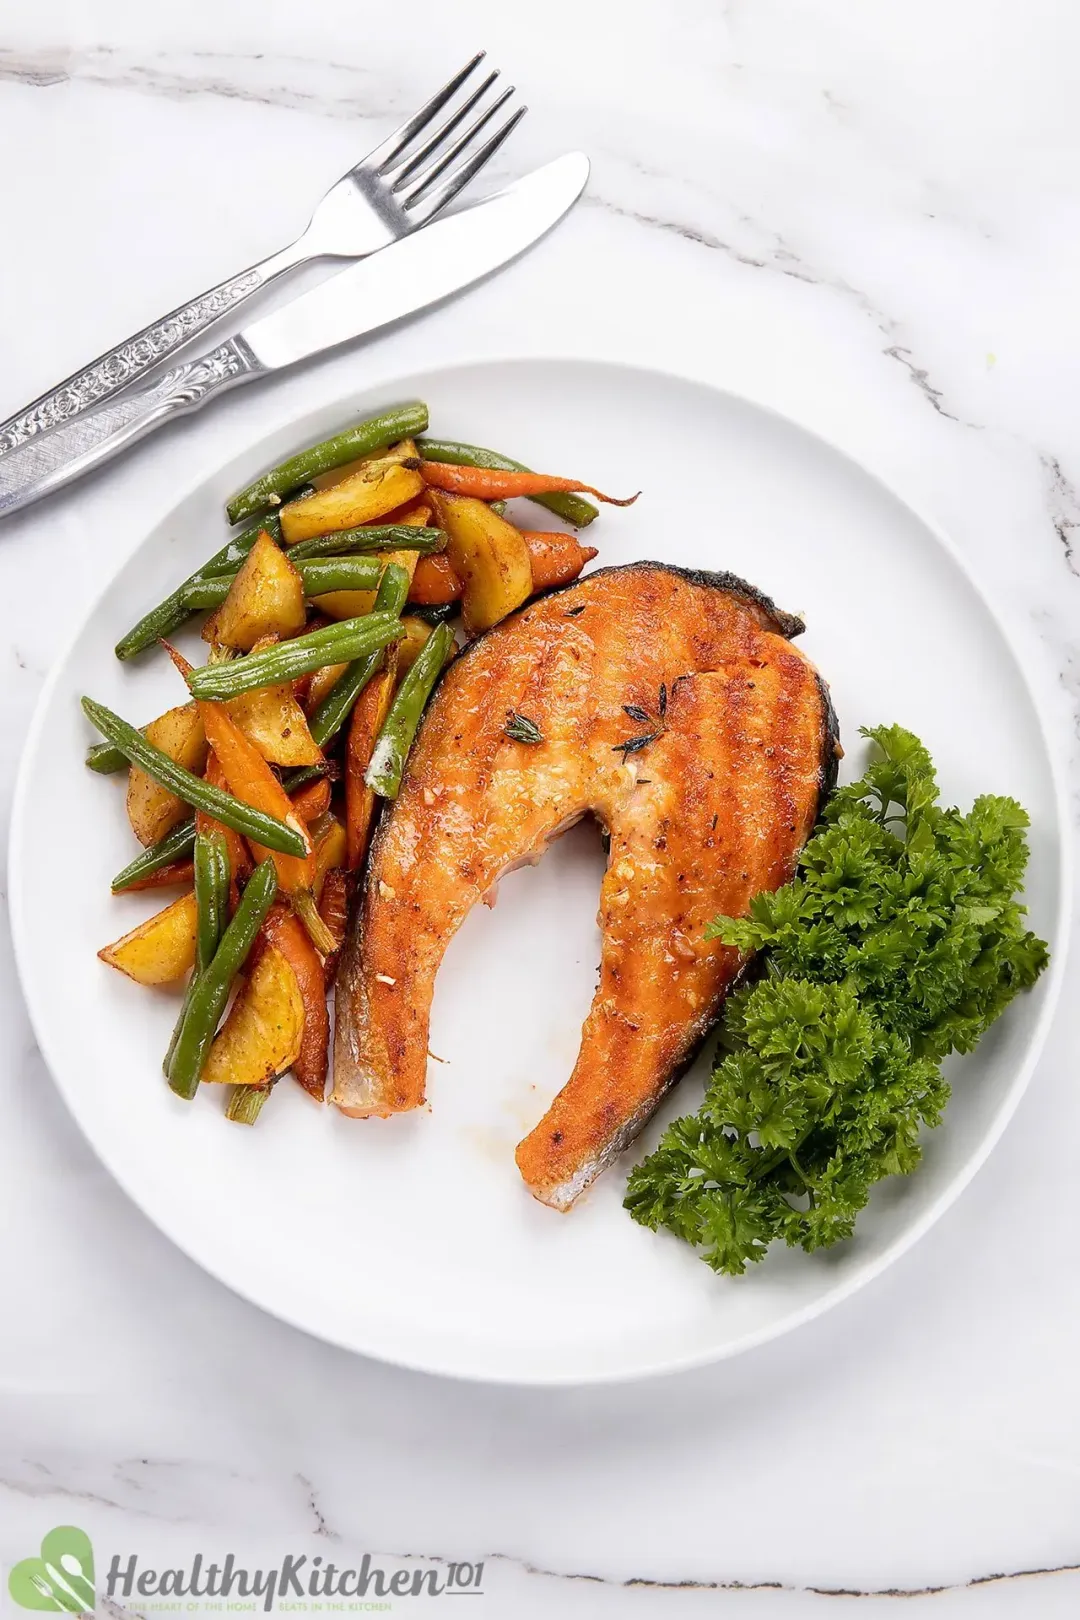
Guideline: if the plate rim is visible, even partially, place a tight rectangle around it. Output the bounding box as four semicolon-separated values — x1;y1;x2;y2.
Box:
9;353;1072;1385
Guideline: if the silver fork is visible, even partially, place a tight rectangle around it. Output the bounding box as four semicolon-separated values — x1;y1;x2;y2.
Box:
0;52;525;457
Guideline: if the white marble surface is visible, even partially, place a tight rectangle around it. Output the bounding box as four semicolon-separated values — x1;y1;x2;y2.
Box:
2;1;1080;1612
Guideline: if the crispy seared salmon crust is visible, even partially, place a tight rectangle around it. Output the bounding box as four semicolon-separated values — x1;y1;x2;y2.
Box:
332;562;838;1208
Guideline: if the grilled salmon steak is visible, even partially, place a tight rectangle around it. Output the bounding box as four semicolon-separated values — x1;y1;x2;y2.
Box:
332;562;838;1208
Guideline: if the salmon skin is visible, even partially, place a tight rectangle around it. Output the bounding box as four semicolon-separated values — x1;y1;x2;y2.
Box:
332;562;839;1209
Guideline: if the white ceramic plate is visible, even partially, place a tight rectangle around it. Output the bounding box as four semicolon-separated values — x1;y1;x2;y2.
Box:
10;359;1068;1384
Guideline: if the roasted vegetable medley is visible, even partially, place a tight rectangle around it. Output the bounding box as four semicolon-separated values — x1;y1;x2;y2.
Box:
86;402;633;1123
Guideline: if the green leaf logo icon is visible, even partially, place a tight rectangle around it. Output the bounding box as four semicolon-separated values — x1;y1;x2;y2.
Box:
8;1528;94;1613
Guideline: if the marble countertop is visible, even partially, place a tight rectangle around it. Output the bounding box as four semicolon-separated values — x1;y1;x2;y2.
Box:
3;2;1080;1613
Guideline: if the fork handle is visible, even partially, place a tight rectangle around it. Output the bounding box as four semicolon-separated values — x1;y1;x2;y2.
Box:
0;242;303;458
0;339;264;520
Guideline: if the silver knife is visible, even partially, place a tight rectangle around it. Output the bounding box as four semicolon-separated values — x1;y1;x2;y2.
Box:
0;153;588;522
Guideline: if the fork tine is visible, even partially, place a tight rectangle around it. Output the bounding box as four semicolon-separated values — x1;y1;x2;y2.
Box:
404;105;528;222
381;68;500;185
362;53;487;173
401;88;518;205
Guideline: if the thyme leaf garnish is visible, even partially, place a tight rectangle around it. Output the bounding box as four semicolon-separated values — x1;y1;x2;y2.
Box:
505;711;543;745
623;703;650;723
613;732;660;757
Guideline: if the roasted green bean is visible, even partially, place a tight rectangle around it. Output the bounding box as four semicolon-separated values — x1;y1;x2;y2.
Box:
226;404;429;524
87;740;128;774
114;515;282;660
110;817;196;892
167;860;277;1099
286;525;445;563
225;1083;274;1124
183;554;384;610
185;615;404;700
82;698;307;856
280;763;331;794
305;563;411;750
194;828;230;973
163;828;230;1076
407;600;461;628
365;622;455;798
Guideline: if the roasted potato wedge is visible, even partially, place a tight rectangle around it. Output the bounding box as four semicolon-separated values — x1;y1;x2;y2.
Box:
304;660;349;712
397;616;436;674
428;490;531;635
281;455;424;543
204;632;323;766
226;682;323;767
376;494;431;525
98;891;199;985
201;942;304;1086
126;703;208;847
308;588;379;622
311;503;429;620
313;812;348;898
203;529;305;650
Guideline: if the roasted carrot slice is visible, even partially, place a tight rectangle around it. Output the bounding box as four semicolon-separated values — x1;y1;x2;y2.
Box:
409;532;598;604
414;460;637;505
346;649;399;870
166;646;311;881
163;643;332;953
201;710;315;882
198;753;252;884
289;777;332;825
203;709;331;954
318;867;350;985
409;552;463;605
120;858;196;892
520;532;599;591
261;904;330;1099
319;865;349;933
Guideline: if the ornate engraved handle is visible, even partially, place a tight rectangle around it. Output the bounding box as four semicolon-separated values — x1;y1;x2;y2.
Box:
0;340;260;520
0;246;299;457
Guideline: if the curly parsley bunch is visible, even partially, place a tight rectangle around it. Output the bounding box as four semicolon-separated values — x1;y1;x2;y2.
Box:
624;726;1049;1274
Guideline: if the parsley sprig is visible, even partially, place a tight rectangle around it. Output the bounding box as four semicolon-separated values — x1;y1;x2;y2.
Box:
624;725;1049;1274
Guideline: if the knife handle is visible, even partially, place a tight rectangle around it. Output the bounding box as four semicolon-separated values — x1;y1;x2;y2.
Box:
0;244;302;459
0;340;261;521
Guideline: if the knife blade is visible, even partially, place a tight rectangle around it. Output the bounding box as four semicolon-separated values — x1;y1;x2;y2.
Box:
243;150;588;371
0;152;589;521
